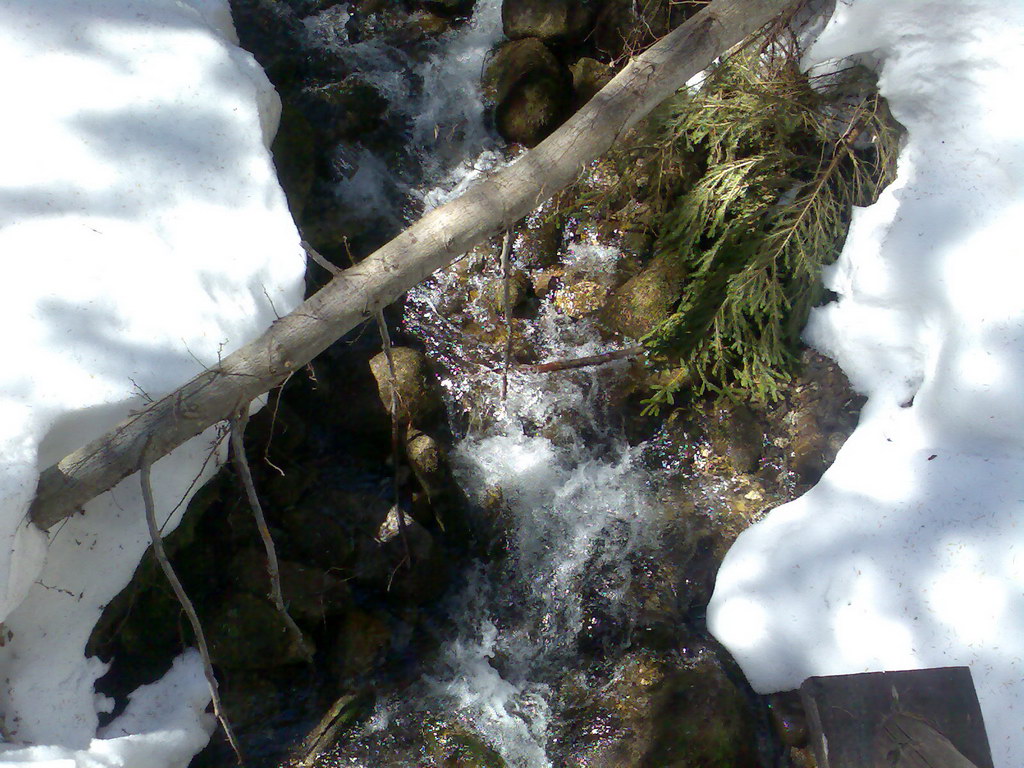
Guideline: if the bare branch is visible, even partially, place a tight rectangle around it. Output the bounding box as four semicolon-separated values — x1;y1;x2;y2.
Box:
499;229;514;402
140;452;244;765
229;410;313;662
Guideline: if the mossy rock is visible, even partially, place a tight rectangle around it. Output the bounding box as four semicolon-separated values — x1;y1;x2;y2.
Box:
560;650;758;767
698;401;765;475
279;499;357;571
207;593;313;669
553;279;607;318
502;0;594;42
219;671;281;729
483;269;532;314
517;211;564;268
296;76;388;144
644;655;759;767
231;548;352;624
332;608;392;681
483;38;572;147
570;56;614;109
592;0;699;60
369;346;443;425
423;721;507;768
602;253;686;340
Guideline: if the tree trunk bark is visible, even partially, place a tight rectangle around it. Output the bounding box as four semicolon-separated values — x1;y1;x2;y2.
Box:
29;0;798;530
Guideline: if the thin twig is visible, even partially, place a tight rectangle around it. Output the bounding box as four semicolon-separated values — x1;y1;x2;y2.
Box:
140;451;244;765
376;319;412;569
499;229;514;401
262;373;294;478
230;409;313;662
518;345;645;373
304;238;412;566
301;240;340;276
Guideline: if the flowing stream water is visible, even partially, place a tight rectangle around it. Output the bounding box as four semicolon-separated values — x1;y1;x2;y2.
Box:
255;2;796;765
298;3;700;765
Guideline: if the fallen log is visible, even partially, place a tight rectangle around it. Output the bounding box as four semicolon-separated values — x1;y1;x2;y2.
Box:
29;0;799;530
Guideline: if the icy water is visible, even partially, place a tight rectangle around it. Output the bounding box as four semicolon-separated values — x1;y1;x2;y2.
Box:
292;3;745;765
322;247;668;767
298;2;677;765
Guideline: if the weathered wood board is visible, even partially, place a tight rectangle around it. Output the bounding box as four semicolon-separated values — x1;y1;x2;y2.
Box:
799;667;993;768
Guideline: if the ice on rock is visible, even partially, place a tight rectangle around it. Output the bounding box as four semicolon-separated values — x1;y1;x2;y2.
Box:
708;2;1024;767
0;0;304;765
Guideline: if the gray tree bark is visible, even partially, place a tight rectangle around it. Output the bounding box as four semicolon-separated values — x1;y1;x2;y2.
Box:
29;0;798;530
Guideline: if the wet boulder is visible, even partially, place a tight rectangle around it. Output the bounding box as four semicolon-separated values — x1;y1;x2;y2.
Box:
560;650;760;767
517;206;564;268
332;608;393;681
423;721;508;767
553;279;608;318
207;593;314;669
570;56;615;109
502;0;595;43
593;0;701;60
601;253;686;339
483;269;532;314
232;548;352;624
484;38;573;147
369;346;443;425
296;76;388;144
698;401;764;475
279;495;358;571
406;430;449;499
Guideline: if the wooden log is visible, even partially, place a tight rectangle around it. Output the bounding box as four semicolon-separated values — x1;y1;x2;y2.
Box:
798;667;994;768
28;0;798;530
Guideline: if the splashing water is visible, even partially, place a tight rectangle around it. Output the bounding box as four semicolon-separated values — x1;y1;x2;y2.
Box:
302;3;673;765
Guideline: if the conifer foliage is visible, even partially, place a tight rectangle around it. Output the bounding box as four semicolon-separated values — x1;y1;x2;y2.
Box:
633;36;901;408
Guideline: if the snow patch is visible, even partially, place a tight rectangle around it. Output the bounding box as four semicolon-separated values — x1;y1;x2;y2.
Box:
709;2;1024;766
0;0;304;764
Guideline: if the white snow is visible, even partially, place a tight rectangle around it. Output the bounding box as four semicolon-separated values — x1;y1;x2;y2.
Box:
708;1;1024;766
0;0;305;765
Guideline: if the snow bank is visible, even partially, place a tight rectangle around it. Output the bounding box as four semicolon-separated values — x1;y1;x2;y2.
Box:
708;1;1024;766
0;0;305;764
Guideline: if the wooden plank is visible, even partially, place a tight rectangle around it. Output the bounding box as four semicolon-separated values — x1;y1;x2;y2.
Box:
798;667;993;768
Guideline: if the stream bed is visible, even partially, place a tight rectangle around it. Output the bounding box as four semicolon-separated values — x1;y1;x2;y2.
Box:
89;2;864;766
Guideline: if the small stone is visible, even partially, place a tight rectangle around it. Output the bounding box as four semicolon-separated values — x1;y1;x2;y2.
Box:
406;431;447;497
484;269;532;314
553;279;607;318
570;57;614;108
